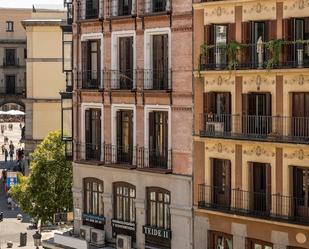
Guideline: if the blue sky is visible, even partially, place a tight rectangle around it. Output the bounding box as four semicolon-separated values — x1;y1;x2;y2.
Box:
0;0;63;8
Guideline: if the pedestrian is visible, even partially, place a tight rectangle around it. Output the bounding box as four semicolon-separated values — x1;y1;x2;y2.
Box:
4;148;8;163
1;144;4;154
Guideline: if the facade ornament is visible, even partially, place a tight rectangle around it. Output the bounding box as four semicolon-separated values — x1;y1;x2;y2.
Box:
284;149;309;160
244;146;275;157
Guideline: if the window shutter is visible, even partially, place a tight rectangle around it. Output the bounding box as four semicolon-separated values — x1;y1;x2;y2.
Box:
265;93;272;116
149;112;155;151
209;158;214;203
268;20;277;41
228;23;236;42
204;24;214;44
95;110;101;146
242;22;252;65
224;92;231;114
225;160;231;206
242;94;249;133
129;111;133;159
305;93;309;117
97;40;101;79
248;162;254;210
282;18;295;64
266;164;272;212
85;109;91;144
203;92;216;114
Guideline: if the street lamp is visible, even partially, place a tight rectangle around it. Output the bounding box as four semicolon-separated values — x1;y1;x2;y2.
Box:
32;231;42;249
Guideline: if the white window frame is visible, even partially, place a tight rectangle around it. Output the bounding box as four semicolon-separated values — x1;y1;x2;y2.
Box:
81;33;104;88
81;102;104;160
144;28;171;89
144;105;172;169
111;30;136;89
111;104;137;164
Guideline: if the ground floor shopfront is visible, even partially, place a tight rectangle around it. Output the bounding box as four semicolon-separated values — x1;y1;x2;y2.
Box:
72;163;193;249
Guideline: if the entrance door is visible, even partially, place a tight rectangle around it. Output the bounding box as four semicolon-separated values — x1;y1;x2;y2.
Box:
293;167;309;219
119;37;133;89
116;110;133;164
5;75;16;94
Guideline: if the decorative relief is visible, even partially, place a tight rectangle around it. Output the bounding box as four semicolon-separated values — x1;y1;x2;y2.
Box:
243;75;275;90
205;143;235;154
205;7;234;17
284;149;309;160
284;0;309;10
243;3;275;14
205;76;235;86
244;145;275;157
284;74;309;85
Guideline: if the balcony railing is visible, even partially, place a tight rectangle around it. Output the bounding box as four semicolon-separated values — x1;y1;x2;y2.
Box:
75;143;172;171
77;70;102;89
137;69;172;91
198;184;309;225
199;113;309;144
199;41;309;71
77;0;103;20
105;70;135;90
108;0;136;18
2;58;19;67
141;0;171;15
137;147;172;172
0;86;25;96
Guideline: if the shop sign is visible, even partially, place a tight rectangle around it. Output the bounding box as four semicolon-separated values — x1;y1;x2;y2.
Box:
82;213;105;225
143;226;172;240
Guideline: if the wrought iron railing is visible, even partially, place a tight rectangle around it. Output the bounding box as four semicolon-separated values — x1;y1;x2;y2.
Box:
77;0;103;20
108;0;136;17
137;147;172;171
77;70;102;89
141;0;171;15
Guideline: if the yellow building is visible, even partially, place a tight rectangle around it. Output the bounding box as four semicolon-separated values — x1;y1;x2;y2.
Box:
22;7;67;156
193;0;309;248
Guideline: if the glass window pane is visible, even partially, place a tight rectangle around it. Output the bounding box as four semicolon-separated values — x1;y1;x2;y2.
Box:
164;193;170;203
150;192;156;201
254;244;262;249
150;201;156;226
157;202;163;227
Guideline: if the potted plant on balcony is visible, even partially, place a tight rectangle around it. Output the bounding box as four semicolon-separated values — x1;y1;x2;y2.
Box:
226;41;243;71
265;39;284;70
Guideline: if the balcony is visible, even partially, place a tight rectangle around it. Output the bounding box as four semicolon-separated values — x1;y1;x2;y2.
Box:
108;0;136;18
75;143;172;172
2;58;20;67
77;70;101;90
137;69;172;91
199;41;309;71
141;0;171;15
105;70;136;90
0;86;25;96
198;184;309;226
199;113;309;144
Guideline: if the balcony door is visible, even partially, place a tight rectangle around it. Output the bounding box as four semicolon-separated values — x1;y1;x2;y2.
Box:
252;22;267;67
211;159;231;208
118;0;132;16
86;0;99;19
249;162;271;214
85;108;101;160
116;110;133;164
81;40;100;88
214;25;227;69
292;167;309;220
149;111;168;169
243;93;272;135
152;34;169;90
292;93;309;138
119;37;133;89
5;75;16;94
5;49;16;66
152;0;167;12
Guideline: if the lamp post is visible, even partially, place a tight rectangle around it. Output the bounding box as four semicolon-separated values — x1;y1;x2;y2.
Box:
32;231;42;249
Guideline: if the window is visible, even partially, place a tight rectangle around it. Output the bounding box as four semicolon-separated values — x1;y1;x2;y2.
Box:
147;187;170;229
86;0;99;19
85;108;101;160
118;37;133;89
84;178;104;216
110;0;134;17
6;21;14;32
144;0;170;13
5;49;16;66
246;238;272;249
208;231;233;249
81;40;101;89
5;75;16;94
114;182;135;222
214;25;227;68
149;111;168;169
24;49;27;59
292;92;309;137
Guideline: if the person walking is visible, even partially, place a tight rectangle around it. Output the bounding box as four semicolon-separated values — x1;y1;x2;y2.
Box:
4;148;8;163
9;141;14;162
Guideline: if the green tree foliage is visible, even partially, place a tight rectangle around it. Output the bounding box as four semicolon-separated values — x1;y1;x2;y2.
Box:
10;131;73;224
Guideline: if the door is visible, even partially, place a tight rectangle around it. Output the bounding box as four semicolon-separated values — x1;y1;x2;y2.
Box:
5;75;16;94
149;111;168;169
85;109;101;160
212;159;231;208
82;40;100;88
252;22;266;67
152;34;169;90
293;167;309;219
214;25;227;69
116;110;133;164
119;37;133;89
292;93;309;138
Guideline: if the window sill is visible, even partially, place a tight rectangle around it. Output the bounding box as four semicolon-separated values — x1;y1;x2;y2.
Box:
140;11;172;17
136;168;172;174
107;14;137;20
105;163;136;170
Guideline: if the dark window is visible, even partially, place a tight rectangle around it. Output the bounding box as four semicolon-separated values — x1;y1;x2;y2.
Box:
211;159;231;208
24;49;27;59
113;182;136;222
5;75;16;94
118;37;133;89
81;40;100;89
86;0;99;19
118;0;132;16
152;0;167;12
149;111;168;169
116;110;133;164
5;49;16;66
84;178;104;216
292;92;309;137
6;21;14;32
208;231;233;249
246;238;273;249
152;34;169;90
85;108;101;160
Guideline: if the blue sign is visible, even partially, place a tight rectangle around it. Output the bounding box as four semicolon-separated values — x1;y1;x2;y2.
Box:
6;177;17;188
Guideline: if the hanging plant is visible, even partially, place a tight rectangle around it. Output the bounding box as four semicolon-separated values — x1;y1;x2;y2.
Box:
265;39;284;70
226;41;243;71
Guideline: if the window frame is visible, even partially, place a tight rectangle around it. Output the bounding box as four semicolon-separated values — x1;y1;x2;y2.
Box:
246;238;273;249
6;21;14;32
208;230;233;249
83;177;104;217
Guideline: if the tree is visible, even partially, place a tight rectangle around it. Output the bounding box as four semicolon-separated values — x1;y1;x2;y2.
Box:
10;131;73;224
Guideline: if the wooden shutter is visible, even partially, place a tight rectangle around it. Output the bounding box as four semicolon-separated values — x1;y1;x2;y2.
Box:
116;111;122;148
228;23;236;42
268;20;277;41
95;109;101;146
305;93;309;118
149;111;155;151
209;158;214;203
282;18;295;64
265;93;272;116
97;40;101;82
292;93;304;117
242;22;252;65
129;110;133;158
225;160;231;206
204;24;214;64
266;164;272;212
203;92;216;114
163;112;168;157
248;162;254;210
242;93;249;133
85;109;91;144
224;92;231;114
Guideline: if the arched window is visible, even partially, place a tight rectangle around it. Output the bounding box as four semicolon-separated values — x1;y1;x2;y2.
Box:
147;187;170;229
83;178;104;216
113;182;136;222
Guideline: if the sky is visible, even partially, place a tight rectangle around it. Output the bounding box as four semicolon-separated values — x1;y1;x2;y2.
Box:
0;0;63;8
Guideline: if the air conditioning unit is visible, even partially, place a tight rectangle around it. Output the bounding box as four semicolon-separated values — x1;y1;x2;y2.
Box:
90;228;105;246
206;122;224;132
116;234;132;249
79;225;91;242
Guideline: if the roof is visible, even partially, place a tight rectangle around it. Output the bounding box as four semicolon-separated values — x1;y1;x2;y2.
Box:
32;4;66;12
21;19;64;27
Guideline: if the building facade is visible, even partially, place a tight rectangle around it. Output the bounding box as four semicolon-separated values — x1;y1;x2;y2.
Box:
22;8;67;155
193;0;309;248
0;8;32;112
69;0;193;248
